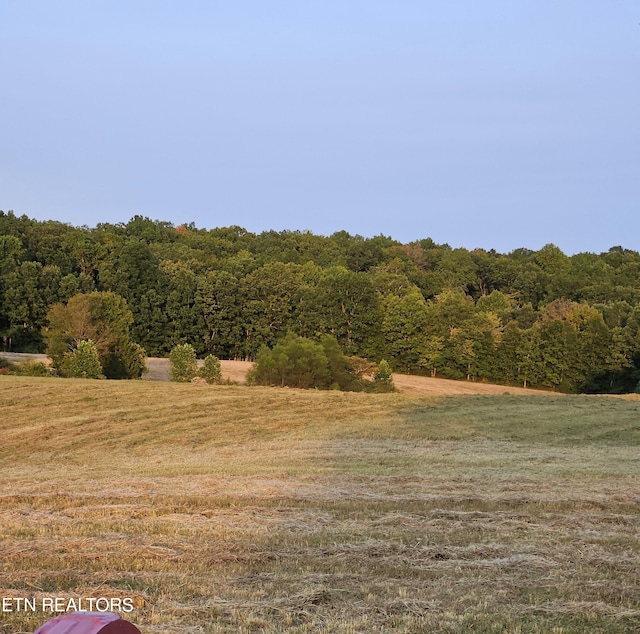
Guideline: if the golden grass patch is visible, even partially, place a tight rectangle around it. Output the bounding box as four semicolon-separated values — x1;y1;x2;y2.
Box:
1;376;639;633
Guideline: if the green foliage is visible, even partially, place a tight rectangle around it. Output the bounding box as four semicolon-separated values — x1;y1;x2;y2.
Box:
0;259;61;351
125;342;148;379
103;342;147;380
240;262;305;357
199;354;222;384
248;333;365;391
15;360;52;377
248;333;331;389
381;288;429;373
197;270;242;359
60;340;104;379
298;266;381;357
0;356;16;374
100;237;170;356
46;292;145;379
320;335;360;391
169;343;198;382
6;210;640;394
373;359;395;392
421;290;502;381
348;355;377;380
162;261;207;356
475;290;513;324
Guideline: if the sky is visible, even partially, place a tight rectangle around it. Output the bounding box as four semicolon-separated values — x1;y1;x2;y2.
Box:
1;1;639;255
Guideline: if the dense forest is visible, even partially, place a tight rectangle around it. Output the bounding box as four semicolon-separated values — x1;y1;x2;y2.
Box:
1;210;640;393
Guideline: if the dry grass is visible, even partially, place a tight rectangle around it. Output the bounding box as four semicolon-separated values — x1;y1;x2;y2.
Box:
390;373;549;396
143;358;253;384
1;352;556;395
0;375;639;633
142;357;554;396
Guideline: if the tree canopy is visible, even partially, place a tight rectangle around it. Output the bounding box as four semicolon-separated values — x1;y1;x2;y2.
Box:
46;291;145;379
3;210;640;392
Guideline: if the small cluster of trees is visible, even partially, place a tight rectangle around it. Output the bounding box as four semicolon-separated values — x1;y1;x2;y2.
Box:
169;343;222;384
410;291;640;392
247;333;394;392
46;292;146;379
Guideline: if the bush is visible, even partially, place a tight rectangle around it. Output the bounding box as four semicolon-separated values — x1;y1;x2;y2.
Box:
373;359;395;392
16;361;53;377
199;354;222;384
248;333;365;391
121;342;147;379
60;340;104;379
248;333;331;389
0;357;16;374
348;356;377;380
170;343;198;382
101;342;147;379
321;336;360;391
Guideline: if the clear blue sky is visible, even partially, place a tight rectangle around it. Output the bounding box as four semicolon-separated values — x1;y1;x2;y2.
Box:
1;1;638;254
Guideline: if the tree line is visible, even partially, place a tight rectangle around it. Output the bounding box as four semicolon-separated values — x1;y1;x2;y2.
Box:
1;210;640;392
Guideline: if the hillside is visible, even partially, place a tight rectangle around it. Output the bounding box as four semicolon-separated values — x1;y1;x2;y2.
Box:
1;376;638;632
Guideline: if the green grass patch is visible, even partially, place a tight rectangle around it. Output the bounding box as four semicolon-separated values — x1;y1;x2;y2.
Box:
400;395;640;445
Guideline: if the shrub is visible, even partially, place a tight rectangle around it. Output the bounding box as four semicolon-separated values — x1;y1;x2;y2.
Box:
101;343;147;379
170;343;198;382
373;359;395;392
321;336;360;391
248;333;364;391
199;354;222;384
121;342;147;379
0;357;16;374
348;356;377;380
60;340;104;379
16;361;53;377
248;333;331;389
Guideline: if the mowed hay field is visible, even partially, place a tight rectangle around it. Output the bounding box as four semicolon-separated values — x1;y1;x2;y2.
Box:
1;377;639;633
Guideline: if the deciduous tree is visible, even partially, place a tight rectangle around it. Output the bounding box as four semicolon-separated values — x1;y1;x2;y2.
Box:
46;292;145;379
60;339;103;379
169;343;198;382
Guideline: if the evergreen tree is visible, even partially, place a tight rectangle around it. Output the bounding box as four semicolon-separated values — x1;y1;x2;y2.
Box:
373;359;395;392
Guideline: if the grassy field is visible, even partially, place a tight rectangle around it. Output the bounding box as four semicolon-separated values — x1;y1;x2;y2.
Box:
0;376;639;633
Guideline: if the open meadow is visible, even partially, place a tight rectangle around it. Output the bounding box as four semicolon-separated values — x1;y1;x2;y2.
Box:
1;376;639;633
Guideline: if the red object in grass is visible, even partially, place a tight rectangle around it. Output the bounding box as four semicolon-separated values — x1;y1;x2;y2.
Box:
34;612;141;634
